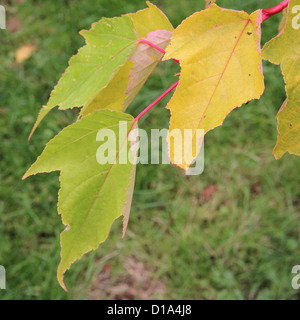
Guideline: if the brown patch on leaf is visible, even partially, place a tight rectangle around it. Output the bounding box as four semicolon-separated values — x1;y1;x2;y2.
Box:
87;257;165;300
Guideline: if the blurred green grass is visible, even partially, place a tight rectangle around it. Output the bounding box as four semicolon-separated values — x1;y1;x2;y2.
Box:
0;0;299;300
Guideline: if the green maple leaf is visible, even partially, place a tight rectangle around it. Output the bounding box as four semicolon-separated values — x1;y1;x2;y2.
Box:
80;29;173;117
30;1;173;138
23;110;137;290
263;0;300;159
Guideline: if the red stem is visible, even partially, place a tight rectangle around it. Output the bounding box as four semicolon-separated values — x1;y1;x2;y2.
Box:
134;81;179;123
139;39;180;64
262;0;289;22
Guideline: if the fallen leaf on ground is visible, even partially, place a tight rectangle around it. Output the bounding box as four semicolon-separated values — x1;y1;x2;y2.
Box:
7;16;22;33
15;44;37;63
203;184;217;202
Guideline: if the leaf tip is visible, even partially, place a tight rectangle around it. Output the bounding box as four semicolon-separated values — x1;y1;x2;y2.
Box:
57;264;68;292
28;105;51;141
28;128;34;142
22;169;32;180
58;276;68;292
272;147;283;160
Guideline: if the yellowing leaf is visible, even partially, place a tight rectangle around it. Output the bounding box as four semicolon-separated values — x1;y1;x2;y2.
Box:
263;0;300;159
80;2;173;117
15;44;36;63
23;110;137;290
128;1;173;38
163;4;264;170
205;0;217;9
124;30;172;106
278;7;288;33
80;61;135;115
80;29;172;117
30;1;173;139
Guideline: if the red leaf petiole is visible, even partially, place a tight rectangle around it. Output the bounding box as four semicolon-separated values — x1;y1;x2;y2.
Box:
138;39;180;64
134;81;179;123
133;40;179;123
262;0;289;22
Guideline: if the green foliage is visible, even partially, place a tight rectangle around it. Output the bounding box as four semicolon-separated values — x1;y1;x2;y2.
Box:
24;110;137;290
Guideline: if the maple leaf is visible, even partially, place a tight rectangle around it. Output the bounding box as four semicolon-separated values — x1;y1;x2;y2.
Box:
80;29;172;117
278;7;288;33
23;110;137;290
163;4;265;170
30;1;173;139
205;0;217;9
263;0;300;159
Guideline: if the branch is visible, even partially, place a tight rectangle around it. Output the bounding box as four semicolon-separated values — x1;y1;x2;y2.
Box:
262;0;289;22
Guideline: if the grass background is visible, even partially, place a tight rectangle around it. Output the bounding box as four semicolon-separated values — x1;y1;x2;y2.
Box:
0;0;299;300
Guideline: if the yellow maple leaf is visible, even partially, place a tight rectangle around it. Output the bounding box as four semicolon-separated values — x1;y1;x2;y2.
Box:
163;4;265;170
263;0;300;159
205;0;217;9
